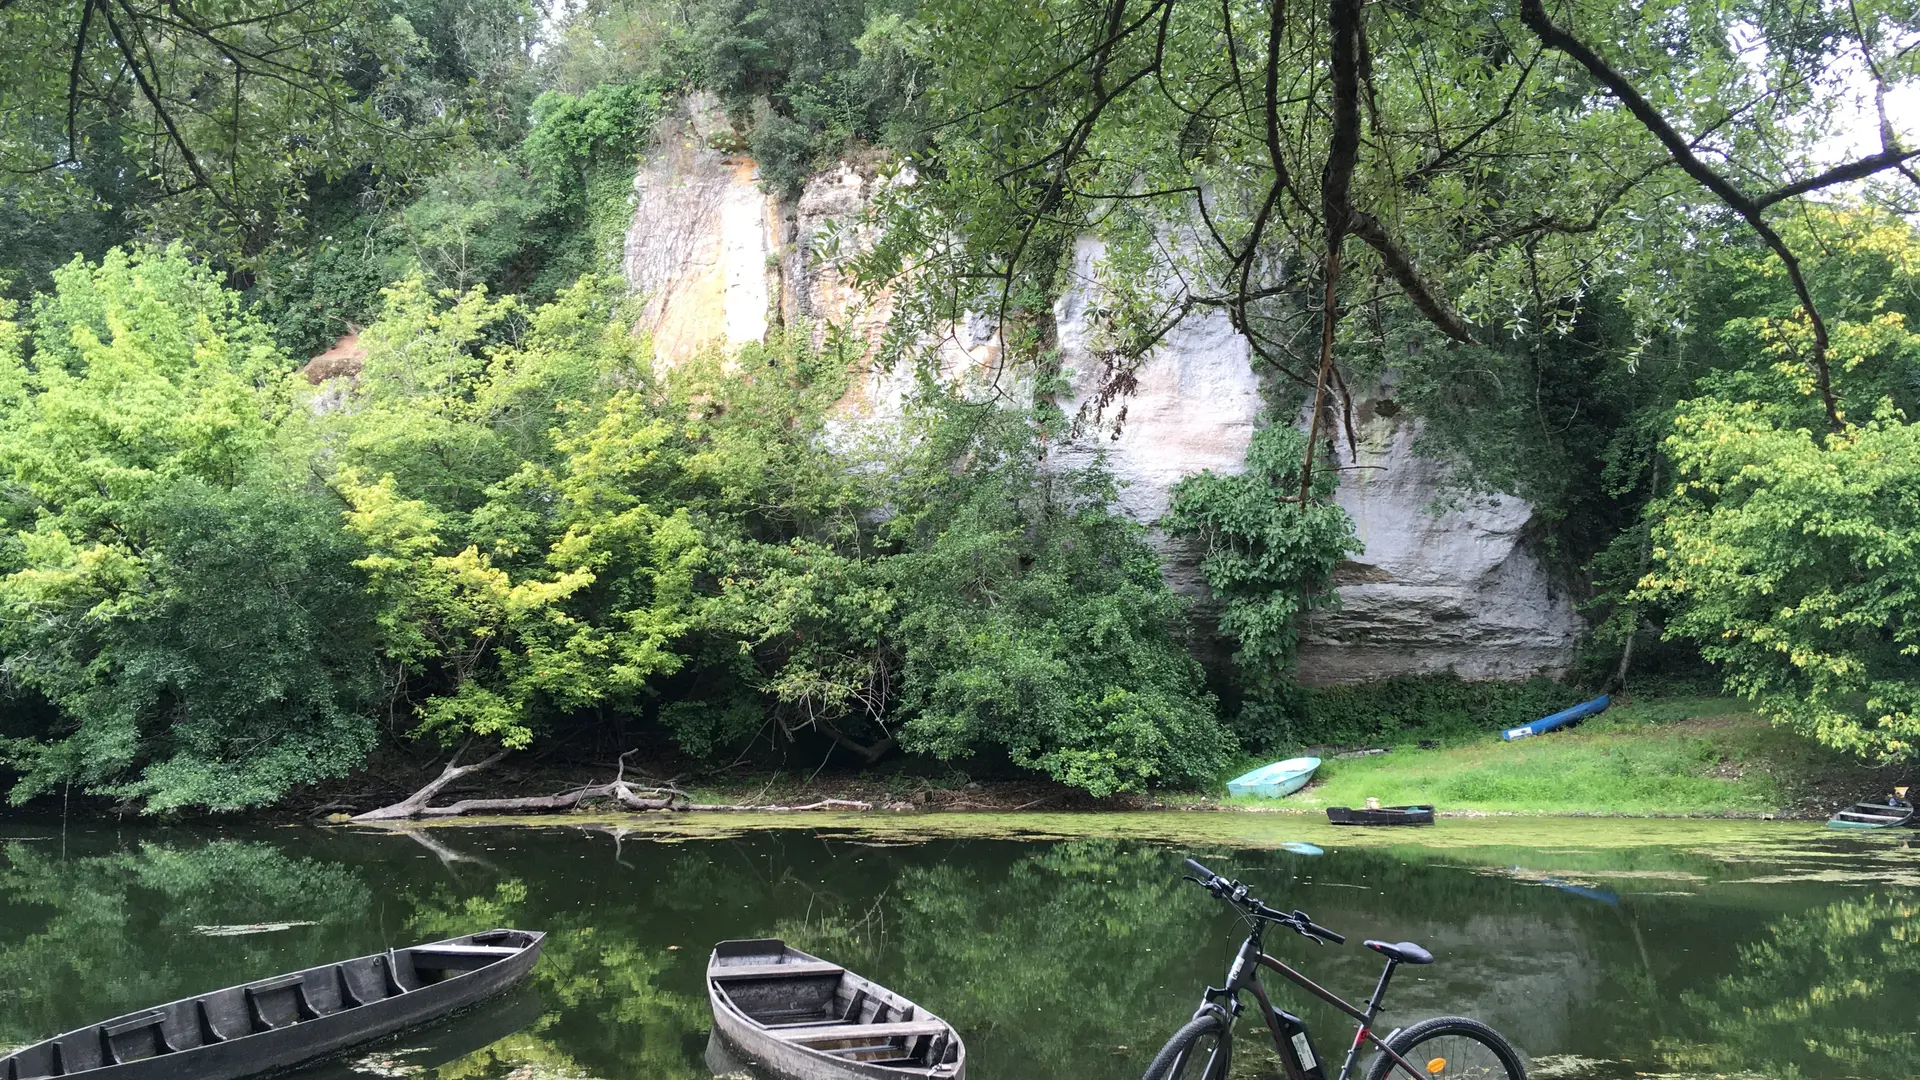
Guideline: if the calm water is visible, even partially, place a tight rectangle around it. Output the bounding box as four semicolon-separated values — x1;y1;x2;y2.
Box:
0;815;1915;1080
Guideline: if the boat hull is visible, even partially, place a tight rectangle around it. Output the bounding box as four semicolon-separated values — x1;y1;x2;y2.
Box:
1226;757;1322;799
708;939;963;1080
1327;805;1435;826
1828;798;1916;829
1501;695;1610;741
1;930;543;1080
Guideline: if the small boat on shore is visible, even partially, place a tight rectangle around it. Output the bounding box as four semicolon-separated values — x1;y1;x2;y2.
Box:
0;929;543;1080
708;939;964;1080
1501;695;1609;741
1327;805;1435;826
1829;791;1916;829
1225;757;1321;799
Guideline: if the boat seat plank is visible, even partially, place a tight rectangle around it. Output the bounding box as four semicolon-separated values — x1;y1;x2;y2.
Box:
246;974;306;996
101;1013;167;1039
777;1021;952;1044
411;944;521;957
710;961;844;981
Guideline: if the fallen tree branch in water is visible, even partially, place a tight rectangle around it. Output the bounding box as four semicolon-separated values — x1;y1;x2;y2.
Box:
351;748;872;820
678;799;875;812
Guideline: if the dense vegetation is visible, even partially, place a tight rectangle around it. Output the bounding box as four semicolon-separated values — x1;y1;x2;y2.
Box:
4;0;1920;812
0;248;1230;809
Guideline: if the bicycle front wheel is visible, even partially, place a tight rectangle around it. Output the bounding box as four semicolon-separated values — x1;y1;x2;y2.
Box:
1141;1008;1233;1080
1365;1016;1527;1080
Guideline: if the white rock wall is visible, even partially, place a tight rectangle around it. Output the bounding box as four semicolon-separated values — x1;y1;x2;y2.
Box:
1295;387;1587;684
622;104;1585;682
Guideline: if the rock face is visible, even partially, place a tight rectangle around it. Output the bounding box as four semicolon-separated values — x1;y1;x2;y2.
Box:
622;99;1585;681
1297;387;1587;684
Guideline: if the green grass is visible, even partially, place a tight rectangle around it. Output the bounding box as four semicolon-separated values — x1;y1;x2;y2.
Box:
1224;696;1886;817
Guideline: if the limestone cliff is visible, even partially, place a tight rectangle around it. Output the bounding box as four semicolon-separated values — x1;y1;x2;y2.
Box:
621;99;1585;682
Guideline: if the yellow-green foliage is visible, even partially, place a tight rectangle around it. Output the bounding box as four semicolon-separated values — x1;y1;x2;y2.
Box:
0;247;1231;809
1642;211;1920;761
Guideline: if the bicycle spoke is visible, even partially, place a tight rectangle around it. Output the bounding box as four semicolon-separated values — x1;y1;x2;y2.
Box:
1401;1034;1510;1079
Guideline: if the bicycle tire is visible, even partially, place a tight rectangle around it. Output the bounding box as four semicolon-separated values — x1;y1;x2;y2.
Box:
1141;1009;1233;1080
1364;1015;1527;1080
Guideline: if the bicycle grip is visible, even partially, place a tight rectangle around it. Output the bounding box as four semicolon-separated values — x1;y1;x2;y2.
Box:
1307;922;1346;944
1183;857;1218;882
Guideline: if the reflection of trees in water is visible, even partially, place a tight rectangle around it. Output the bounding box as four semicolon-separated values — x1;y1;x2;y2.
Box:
430;1032;600;1080
405;881;706;1080
882;840;1211;1078
0;839;369;1042
1676;894;1920;1078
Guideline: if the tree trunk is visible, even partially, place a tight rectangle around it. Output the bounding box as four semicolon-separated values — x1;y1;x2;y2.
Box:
349;748;877;821
1606;455;1663;695
351;745;510;822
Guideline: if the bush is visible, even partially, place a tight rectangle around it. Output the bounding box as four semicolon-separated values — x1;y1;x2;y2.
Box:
0;248;381;812
1283;674;1588;748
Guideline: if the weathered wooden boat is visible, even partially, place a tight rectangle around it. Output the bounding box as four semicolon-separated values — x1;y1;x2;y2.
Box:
1501;695;1609;741
1225;757;1321;799
1326;804;1435;826
1828;795;1917;829
294;984;545;1080
0;929;543;1080
708;939;964;1080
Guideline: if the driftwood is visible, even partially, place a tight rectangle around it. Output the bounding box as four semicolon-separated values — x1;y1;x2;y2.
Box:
679;799;874;812
351;747;872;822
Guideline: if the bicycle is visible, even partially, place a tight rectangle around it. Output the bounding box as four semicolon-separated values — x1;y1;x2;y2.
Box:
1141;857;1527;1080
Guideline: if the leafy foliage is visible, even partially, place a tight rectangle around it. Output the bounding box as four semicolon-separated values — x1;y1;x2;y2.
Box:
0;0;505;260
669;353;1232;794
0;248;381;811
1639;210;1920;760
1641;400;1920;759
1286;675;1585;749
545;0;927;196
1164;423;1358;744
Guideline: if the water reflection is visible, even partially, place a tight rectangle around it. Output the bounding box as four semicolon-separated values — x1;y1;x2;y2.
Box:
1679;893;1920;1078
0;823;1913;1080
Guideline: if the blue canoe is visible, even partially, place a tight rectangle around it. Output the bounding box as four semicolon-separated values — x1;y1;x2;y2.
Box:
1226;757;1321;798
1501;695;1609;741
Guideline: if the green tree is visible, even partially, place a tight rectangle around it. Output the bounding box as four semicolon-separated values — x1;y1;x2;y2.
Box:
0;1;464;257
1637;210;1920;759
863;0;1920;510
1165;423;1359;727
0;247;381;812
321;277;700;776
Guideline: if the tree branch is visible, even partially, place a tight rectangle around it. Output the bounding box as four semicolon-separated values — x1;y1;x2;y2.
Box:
1518;0;1840;430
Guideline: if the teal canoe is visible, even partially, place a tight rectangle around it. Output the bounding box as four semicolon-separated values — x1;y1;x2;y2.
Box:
1226;757;1321;799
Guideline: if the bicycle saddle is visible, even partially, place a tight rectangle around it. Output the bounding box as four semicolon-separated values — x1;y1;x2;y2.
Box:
1364;939;1435;965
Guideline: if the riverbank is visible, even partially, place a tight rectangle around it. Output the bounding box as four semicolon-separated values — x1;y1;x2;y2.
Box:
290;695;1908;823
1259;696;1905;819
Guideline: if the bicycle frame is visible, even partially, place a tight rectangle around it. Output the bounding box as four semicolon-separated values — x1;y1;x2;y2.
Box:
1197;923;1426;1080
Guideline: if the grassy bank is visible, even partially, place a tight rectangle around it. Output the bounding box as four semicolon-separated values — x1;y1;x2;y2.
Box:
291;695;1902;824
1243;696;1906;818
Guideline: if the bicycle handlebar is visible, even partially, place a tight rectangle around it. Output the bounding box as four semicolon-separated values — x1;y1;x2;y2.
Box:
1180;856;1346;945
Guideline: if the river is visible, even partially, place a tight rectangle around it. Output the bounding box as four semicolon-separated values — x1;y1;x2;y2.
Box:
0;813;1913;1080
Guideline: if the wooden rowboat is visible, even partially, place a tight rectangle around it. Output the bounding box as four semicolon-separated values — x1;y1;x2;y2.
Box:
707;939;965;1080
1327;805;1436;826
1828;797;1917;829
0;929;543;1080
